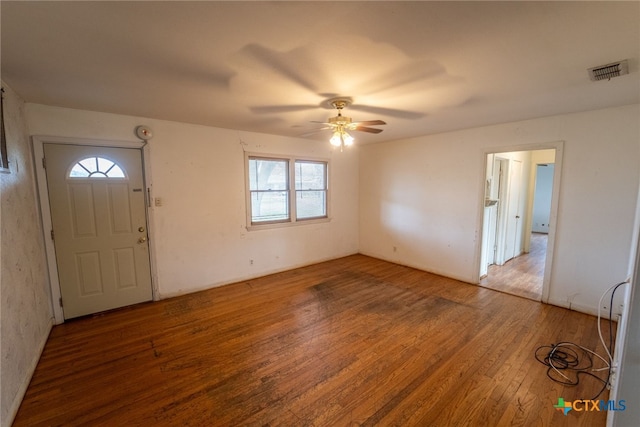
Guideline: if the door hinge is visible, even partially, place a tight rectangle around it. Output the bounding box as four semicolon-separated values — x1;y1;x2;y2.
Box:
42;157;46;169
50;229;55;240
59;297;63;307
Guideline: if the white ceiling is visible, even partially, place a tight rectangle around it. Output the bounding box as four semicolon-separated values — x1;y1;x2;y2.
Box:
2;1;639;144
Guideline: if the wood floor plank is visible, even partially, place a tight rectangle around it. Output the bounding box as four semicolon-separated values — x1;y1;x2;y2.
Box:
481;232;547;300
13;254;611;426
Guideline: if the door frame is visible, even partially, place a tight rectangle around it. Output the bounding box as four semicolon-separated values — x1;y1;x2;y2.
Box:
32;135;157;324
473;140;564;304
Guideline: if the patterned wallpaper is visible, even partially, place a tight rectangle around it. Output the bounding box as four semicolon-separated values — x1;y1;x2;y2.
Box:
0;83;53;425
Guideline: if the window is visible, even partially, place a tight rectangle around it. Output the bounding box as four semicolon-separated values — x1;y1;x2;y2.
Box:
248;157;290;223
295;161;327;219
247;154;328;228
68;157;126;179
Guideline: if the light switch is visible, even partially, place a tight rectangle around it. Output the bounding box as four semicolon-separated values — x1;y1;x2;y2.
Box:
154;197;162;207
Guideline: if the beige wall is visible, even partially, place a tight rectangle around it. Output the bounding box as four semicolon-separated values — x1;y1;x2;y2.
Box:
0;84;53;426
24;104;360;299
360;104;640;316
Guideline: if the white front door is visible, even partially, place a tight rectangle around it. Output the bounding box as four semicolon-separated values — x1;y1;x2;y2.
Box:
44;143;152;319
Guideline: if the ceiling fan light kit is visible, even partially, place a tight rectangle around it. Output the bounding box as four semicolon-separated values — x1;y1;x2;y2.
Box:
312;97;386;150
330;130;354;148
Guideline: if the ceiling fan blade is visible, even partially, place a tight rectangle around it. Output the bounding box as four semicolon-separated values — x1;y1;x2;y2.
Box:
239;44;318;92
354;126;384;134
353;119;386;126
310;120;333;125
250;104;317;114
350;104;424;120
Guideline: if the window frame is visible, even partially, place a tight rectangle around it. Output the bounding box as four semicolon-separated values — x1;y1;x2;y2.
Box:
67;156;128;179
245;152;330;230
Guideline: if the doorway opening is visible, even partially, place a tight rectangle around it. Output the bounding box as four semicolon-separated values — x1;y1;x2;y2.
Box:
478;147;559;301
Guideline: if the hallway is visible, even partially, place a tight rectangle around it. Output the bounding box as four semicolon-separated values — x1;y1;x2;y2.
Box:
479;233;547;300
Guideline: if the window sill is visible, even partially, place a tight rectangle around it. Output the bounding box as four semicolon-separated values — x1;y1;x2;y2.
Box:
246;216;331;231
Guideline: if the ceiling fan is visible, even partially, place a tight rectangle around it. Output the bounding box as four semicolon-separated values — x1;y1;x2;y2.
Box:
304;98;386;150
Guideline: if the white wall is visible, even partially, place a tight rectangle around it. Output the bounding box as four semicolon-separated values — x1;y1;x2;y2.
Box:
24;104;360;299
524;149;556;246
532;164;554;233
0;84;53;426
360;104;640;316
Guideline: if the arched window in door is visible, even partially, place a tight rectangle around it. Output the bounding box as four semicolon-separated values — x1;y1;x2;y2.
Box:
68;157;126;178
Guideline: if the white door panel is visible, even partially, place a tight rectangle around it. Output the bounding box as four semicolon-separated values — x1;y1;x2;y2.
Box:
44;143;152;319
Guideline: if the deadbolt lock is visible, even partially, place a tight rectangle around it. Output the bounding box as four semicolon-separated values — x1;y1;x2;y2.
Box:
138;226;145;232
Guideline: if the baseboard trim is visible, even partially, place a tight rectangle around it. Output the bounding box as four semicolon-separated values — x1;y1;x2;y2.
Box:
545;297;608;319
157;251;360;300
357;250;474;284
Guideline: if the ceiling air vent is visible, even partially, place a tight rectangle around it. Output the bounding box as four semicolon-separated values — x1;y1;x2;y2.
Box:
588;60;629;81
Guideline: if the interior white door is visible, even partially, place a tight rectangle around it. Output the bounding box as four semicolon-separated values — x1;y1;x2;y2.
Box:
44;143;152;319
503;159;523;262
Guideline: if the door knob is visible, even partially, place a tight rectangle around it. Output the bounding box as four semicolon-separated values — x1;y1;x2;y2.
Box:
138;237;147;244
138;226;145;232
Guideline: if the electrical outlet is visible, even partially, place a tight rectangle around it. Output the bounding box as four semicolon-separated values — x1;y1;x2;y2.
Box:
250;259;254;265
154;197;163;207
393;246;397;253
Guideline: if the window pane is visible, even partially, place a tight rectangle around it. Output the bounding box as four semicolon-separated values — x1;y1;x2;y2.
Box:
70;163;90;177
79;157;98;173
296;190;326;219
295;161;326;190
105;165;125;178
249;158;288;191
251;191;290;223
97;157;115;172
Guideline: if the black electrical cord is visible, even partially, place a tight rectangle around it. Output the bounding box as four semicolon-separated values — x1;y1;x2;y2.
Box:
608;282;626;356
534;342;608;400
534;281;627;401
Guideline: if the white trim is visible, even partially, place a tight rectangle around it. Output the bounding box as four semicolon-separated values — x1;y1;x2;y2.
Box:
246;216;332;231
31;135;156;324
33;134;146;149
473;140;564;306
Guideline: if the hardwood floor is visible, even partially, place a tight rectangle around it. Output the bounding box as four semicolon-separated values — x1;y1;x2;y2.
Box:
480;233;547;301
14;254;611;426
